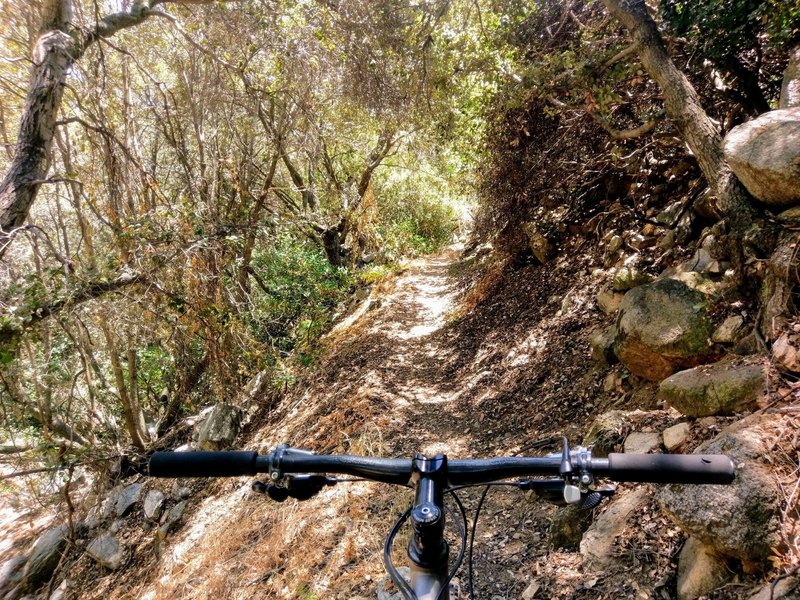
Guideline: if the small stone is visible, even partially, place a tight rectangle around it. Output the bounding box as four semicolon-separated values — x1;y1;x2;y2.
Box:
623;432;661;454
602;372;618;393
589;325;617;365
663;422;691;452
612;267;652;292
115;483;143;517
109;520;124;534
608;235;623;253
23;525;70;587
48;578;68;600
596;288;624;315
749;575;800;600
629;233;655;249
164;500;187;528
86;533;125;570
712;316;745;344
197;403;242;451
658;230;676;250
581;489;649;571
172;481;191;499
377;566;411;600
521;581;541;600
656;201;684;225
680;249;714;274
144;490;167;520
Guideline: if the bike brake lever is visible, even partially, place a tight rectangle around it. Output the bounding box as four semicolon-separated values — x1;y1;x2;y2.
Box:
252;475;337;502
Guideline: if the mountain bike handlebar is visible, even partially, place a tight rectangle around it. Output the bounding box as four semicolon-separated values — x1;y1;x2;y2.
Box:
148;445;736;485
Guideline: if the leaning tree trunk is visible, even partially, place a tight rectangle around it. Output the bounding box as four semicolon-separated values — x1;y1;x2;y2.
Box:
0;0;220;259
0;26;74;256
599;0;757;230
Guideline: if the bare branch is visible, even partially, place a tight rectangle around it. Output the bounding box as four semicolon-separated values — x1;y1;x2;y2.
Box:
588;109;663;140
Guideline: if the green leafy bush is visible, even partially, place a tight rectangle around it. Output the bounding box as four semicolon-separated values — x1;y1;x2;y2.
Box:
246;234;353;354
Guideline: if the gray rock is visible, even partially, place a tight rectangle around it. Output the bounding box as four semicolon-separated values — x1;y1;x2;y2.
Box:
197;403;242;451
676;537;732;600
659;359;766;416
580;488;648;572
549;505;593;549
115;483;143;517
656;201;684;225
101;487;122;520
23;525;70;588
712;316;745;344
608;235;623;253
780;44;800;109
0;556;27;597
613;278;717;381
159;500;188;538
658;414;784;570
622;432;661;454
144;490;166;521
679;249;714;274
723;107;800;206
658;229;677;250
662;422;691;452
86;533;125;570
588;325;617;365
172;481;191;499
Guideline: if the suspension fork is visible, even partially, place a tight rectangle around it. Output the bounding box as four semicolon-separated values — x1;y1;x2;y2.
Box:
408;454;450;600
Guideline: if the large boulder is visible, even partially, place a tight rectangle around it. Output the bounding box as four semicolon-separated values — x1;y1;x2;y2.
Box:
723;107;800;207
658;415;784;572
197;403;242;451
613;278;717;381
658;358;767;417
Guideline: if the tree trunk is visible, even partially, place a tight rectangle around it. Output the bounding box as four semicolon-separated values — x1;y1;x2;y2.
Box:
599;0;758;229
100;315;148;450
0;28;74;256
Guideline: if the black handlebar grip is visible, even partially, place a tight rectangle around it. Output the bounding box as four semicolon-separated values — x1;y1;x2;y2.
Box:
149;451;259;478
606;453;736;484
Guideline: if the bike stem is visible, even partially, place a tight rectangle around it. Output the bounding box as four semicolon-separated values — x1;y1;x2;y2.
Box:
407;454;450;599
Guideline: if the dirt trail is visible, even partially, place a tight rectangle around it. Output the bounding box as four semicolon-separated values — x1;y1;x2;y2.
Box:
120;247;669;600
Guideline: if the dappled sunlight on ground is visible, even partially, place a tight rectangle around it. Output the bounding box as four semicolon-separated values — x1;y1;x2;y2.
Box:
127;244;674;599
